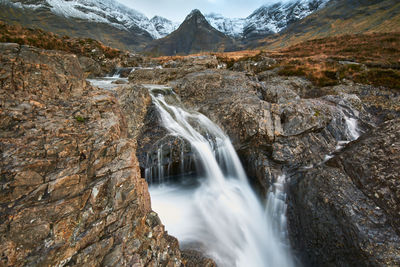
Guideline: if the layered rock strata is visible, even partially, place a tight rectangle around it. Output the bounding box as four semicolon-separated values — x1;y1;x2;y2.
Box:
0;43;182;266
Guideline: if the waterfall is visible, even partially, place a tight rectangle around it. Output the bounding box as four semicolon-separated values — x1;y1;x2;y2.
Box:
147;85;294;267
111;67;122;78
344;115;360;140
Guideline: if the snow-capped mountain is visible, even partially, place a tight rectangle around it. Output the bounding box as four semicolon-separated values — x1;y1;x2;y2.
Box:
206;0;330;38
150;16;179;38
4;0;177;39
146;9;234;56
2;0;331;51
205;13;246;38
244;0;330;38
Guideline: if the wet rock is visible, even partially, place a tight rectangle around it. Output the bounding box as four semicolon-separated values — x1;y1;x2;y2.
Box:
182;250;217;267
170;69;371;195
135;99;195;183
288;119;400;266
0;44;182;266
112;79;128;84
328;83;400;123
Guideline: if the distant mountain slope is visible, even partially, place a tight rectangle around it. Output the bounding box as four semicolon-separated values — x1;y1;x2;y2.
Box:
243;0;329;39
3;0;163;36
145;10;236;56
205;0;330;39
0;0;154;51
0;0;180;51
256;0;400;50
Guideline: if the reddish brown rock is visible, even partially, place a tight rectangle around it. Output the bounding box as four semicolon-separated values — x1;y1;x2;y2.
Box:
0;43;182;266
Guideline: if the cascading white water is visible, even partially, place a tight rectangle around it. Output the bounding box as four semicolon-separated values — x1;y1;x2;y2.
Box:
147;85;294;267
344;115;360;140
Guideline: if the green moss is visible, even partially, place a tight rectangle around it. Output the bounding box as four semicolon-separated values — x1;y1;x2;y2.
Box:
75;116;85;123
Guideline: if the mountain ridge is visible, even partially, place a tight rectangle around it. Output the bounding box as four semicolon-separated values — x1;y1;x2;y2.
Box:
1;0;332;48
1;0;399;55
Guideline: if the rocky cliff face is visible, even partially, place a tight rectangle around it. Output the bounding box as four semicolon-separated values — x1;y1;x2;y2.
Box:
288;119;400;266
0;43;182;266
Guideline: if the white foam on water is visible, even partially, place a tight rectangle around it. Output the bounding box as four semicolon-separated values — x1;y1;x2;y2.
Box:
148;86;294;267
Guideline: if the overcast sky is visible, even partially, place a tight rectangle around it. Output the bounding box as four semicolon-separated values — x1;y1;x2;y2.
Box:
117;0;283;22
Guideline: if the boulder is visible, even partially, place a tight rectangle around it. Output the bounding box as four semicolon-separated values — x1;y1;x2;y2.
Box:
78;56;103;78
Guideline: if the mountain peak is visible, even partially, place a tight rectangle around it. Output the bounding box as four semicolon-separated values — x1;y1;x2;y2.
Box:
145;8;233;56
185;9;206;21
189;9;202;16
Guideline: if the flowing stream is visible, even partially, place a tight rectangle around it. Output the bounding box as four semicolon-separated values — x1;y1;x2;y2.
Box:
146;85;294;267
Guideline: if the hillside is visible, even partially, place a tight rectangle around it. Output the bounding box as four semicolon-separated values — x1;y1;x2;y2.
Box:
0;0;180;51
0;21;152;77
0;21;121;58
255;0;400;50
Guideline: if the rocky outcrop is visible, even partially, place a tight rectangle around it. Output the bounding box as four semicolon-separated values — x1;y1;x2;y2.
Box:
0;43;182;266
129;68;192;85
170;69;371;194
288;119;400;266
129;56;220;85
161;55;219;69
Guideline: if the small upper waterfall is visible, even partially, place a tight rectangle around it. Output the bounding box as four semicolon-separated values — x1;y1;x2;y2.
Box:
147;85;294;267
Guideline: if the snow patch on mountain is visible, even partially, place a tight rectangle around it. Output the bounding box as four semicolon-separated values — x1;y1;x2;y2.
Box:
205;0;331;38
245;0;330;36
150;16;179;38
205;13;245;38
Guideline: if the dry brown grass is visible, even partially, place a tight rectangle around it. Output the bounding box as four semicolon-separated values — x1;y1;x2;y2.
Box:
214;33;400;89
0;21;122;59
154;50;262;64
